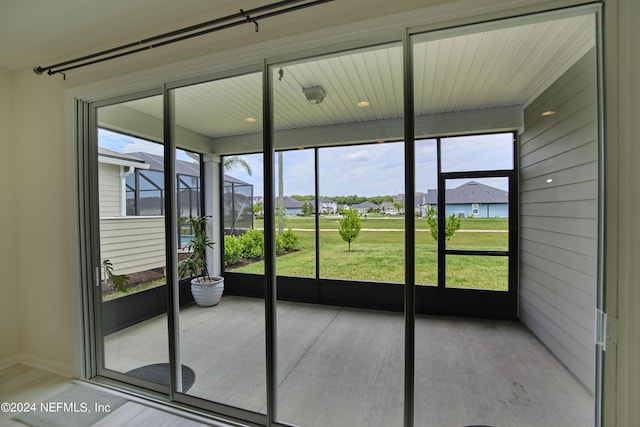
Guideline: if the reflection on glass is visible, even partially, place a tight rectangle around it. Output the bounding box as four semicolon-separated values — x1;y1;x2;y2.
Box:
441;133;513;172
445;255;508;291
273;41;404;427
97;95;169;381
173;73;266;412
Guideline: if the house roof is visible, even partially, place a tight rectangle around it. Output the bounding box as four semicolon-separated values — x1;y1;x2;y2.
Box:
224;174;252;186
280;197;304;209
126;151;252;186
422;181;508;204
128;152;199;176
353;201;380;209
396;193;430;205
98;148;149;169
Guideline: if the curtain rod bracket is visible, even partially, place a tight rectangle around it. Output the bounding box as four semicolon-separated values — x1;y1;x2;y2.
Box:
240;9;260;32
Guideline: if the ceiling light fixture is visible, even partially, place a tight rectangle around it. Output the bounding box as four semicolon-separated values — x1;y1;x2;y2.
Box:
357;101;370;107
542;110;556;116
245;117;257;123
302;86;327;104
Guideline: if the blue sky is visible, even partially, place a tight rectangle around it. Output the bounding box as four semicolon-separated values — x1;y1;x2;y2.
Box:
100;129;512;197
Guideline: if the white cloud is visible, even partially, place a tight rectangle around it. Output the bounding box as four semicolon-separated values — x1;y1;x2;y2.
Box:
344;149;371;163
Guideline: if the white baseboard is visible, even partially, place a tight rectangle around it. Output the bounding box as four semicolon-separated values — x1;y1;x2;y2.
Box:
0;353;74;378
0;354;22;371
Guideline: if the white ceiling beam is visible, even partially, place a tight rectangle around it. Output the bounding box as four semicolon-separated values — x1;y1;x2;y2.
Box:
211;105;524;154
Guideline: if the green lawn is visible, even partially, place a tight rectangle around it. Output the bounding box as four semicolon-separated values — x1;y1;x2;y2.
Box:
229;215;509;290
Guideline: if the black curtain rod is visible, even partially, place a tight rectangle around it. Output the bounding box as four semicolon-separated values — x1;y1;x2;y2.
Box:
34;0;333;76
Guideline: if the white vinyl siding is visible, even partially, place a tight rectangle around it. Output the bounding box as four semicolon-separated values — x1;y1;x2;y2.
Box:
519;49;598;393
99;217;165;275
98;163;122;217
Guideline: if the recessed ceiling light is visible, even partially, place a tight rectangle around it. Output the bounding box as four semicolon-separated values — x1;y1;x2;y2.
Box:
542;110;556;116
546;178;553;183
357;101;370;107
245;117;257;123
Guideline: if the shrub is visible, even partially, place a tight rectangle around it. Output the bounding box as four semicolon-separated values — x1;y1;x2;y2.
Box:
280;229;300;251
224;235;243;267
275;234;285;255
240;229;264;259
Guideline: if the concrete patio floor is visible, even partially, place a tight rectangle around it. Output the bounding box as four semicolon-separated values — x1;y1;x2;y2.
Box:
104;295;593;427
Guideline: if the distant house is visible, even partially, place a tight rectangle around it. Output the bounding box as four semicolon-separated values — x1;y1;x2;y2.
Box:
279;196;305;216
309;198;338;215
380;201;399;215
252;196;308;216
352;201;380;214
417;181;509;218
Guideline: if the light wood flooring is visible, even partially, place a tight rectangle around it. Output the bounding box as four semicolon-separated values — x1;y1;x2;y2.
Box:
0;364;224;427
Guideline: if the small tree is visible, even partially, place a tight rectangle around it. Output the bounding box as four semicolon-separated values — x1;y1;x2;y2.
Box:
301;201;313;216
425;207;461;241
339;208;362;252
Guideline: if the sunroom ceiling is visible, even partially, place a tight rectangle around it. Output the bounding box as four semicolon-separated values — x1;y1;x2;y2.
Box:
120;14;594;141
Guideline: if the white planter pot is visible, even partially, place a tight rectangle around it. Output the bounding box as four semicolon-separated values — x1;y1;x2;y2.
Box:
191;276;224;307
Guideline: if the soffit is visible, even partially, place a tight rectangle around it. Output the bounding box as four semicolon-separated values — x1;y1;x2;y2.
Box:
114;14;594;140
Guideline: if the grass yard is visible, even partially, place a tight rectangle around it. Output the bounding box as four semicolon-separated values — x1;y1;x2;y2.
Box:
229;215;509;290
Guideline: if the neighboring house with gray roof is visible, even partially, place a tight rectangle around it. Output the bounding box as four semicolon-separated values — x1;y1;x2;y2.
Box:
400;181;509;218
279;196;305;216
352;201;380;214
426;181;508;218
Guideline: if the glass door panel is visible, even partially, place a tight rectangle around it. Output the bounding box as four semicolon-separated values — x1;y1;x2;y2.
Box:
96;95;170;391
272;42;405;427
171;72;266;413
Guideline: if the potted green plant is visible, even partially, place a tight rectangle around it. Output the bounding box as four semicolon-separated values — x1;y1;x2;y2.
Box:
178;216;224;306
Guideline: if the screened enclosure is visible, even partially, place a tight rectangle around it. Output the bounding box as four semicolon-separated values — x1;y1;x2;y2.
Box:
223;174;255;236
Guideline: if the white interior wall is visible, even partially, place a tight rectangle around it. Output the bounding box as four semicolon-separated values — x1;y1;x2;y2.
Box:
605;0;640;424
11;70;77;375
0;66;19;367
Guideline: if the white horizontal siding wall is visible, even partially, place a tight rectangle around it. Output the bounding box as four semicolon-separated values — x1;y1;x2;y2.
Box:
98;163;122;217
99;216;165;275
519;49;597;393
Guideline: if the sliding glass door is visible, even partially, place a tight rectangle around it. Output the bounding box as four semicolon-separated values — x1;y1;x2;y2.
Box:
93;92;171;393
269;42;406;427
82;6;601;427
168;72;267;421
